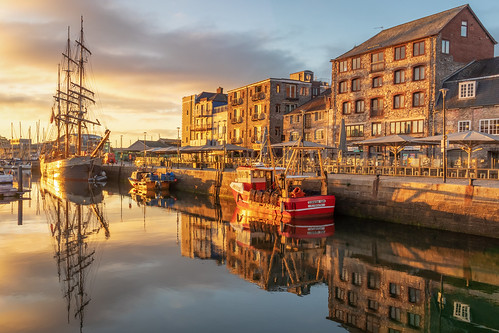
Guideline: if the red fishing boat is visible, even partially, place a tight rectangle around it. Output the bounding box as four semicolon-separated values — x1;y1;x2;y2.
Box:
230;142;335;219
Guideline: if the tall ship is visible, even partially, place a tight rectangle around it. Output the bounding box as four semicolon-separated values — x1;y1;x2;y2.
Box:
40;17;110;181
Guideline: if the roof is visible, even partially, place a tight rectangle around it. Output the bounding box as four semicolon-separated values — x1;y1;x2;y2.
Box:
436;57;499;109
286;89;331;115
335;5;495;60
195;92;227;103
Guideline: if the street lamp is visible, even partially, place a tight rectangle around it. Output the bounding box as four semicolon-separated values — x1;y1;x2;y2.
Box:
440;88;449;183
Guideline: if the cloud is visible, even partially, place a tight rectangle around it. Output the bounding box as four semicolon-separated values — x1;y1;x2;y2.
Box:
0;0;305;143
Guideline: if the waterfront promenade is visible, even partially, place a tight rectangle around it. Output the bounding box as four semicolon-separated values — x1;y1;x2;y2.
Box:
103;163;499;239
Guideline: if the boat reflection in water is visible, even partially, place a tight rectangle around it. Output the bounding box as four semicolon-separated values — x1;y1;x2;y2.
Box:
128;188;176;209
40;178;110;332
228;207;334;294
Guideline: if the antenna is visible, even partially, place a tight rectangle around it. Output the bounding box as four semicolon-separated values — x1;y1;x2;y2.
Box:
374;26;384;30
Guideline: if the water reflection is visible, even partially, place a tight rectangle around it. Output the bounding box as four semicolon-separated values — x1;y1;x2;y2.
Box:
327;220;499;332
40;178;110;332
227;208;334;295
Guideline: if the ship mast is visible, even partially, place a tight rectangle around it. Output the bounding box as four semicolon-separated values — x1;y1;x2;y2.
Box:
77;16;84;156
64;26;71;158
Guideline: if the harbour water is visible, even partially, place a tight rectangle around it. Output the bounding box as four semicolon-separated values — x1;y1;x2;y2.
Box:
0;177;498;332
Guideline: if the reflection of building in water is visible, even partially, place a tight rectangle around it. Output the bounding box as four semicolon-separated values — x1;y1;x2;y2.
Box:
41;179;109;332
226;209;333;295
180;214;226;264
326;221;499;332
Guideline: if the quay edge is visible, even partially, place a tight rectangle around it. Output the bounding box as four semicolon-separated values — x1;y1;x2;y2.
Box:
102;165;499;239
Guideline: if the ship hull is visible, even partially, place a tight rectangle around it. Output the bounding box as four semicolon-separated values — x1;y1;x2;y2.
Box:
230;182;335;220
40;156;101;181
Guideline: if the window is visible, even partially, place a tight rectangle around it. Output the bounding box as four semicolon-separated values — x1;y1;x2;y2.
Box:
286;84;297;98
408;287;421;303
442;39;450;54
340;268;348;281
389;283;400;297
479;119;499;134
461;21;468;37
346;124;364;137
352;272;362;286
394;69;405;84
408;313;421;327
290;131;299;141
368;299;379;311
413;66;425;81
388;329;401;333
367;272;380;289
390;120;424;134
288;115;293;124
275;126;280;136
352;78;361;91
339;81;348;93
413;91;425;107
371;98;383;116
459;81;476;99
335;287;345;300
352;57;361;70
276;84;280;93
372;76;382;88
285;104;297;113
372;122;382;136
346;313;357;327
315;111;323;121
348;291;358;306
413;41;425;56
454;302;471;322
315;129;324;140
389;306;401;321
458;120;471;132
366;315;380;333
275;104;281;113
371;51;384;72
342;102;351;115
339;60;348;72
394;45;406;60
393;94;405;109
355;100;365;113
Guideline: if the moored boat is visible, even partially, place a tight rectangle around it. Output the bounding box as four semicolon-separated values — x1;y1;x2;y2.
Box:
128;170;176;191
0;169;18;198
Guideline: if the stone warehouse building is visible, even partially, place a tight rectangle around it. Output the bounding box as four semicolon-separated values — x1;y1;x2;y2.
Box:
283;88;332;146
330;4;496;154
226;70;328;151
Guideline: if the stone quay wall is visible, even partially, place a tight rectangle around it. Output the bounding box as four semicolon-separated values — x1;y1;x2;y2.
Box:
102;165;499;238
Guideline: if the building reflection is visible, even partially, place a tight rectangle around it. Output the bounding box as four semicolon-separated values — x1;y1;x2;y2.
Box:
326;219;499;332
126;191;499;331
40;178;110;333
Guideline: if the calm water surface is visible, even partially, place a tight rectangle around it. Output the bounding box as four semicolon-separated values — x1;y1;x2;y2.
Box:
0;177;498;332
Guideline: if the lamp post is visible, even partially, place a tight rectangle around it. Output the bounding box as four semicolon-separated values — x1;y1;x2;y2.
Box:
440;88;449;183
176;127;180;168
143;131;147;168
120;135;123;166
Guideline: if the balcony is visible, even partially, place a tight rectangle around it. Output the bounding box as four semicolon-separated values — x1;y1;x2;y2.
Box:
371;62;385;73
231;98;243;106
251;92;265;101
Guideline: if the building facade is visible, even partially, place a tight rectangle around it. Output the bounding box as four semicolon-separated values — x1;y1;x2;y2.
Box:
436;56;499;166
226;70;328;151
181;88;227;147
283;88;332;146
330;5;496;155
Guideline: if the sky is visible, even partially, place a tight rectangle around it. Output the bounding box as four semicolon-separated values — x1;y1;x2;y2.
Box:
0;0;498;148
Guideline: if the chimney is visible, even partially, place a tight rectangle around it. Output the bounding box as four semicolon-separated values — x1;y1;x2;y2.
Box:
217;87;223;94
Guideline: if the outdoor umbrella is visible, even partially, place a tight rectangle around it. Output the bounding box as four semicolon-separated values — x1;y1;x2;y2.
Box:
355;134;421;166
338;118;347;163
414;130;499;170
271;140;333;149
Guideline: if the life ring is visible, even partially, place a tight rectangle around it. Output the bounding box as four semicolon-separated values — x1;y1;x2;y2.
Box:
291;187;305;198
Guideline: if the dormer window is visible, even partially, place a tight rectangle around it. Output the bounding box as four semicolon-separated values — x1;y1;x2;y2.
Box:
459;81;476;99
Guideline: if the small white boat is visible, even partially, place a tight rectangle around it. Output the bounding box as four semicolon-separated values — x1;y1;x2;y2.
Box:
0;169;18;198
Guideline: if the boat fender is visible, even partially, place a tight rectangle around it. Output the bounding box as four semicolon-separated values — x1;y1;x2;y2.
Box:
291;187;305;198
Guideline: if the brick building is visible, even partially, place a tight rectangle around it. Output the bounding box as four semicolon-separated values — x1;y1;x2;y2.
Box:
226;70;328;151
181;87;227;147
330;5;496;157
436;56;499;166
283;88;332;145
